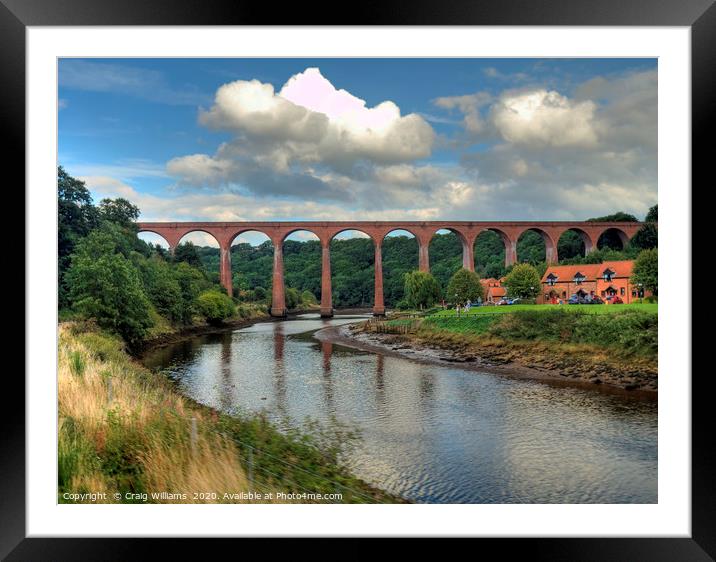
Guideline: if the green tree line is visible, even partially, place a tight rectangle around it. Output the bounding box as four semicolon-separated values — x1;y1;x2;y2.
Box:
59;165;657;343
193;208;656;308
59;167;232;345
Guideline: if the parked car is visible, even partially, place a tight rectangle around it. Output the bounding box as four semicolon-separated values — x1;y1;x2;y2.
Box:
612;296;624;304
568;294;586;304
588;295;604;305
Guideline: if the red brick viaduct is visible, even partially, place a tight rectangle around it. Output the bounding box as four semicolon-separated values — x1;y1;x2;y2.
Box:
136;221;643;318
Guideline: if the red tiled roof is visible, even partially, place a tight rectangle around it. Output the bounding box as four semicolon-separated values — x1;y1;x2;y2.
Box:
601;260;634;278
488;287;507;297
541;260;634;283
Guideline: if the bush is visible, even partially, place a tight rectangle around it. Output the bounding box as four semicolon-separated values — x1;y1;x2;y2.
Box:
195;290;235;324
285;287;301;309
301;290;318;306
395;298;411;310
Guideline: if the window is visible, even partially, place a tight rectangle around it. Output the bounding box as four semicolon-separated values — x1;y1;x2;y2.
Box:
603;268;615;282
620;287;625;296
546;273;558;286
574;272;586;285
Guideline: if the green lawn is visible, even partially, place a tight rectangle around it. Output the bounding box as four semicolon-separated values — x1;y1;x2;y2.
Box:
429;302;658;317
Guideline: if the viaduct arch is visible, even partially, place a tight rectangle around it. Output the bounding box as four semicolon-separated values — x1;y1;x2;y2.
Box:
136;220;645;317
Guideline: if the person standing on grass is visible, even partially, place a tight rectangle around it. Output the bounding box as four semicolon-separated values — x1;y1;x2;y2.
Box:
456;303;461;317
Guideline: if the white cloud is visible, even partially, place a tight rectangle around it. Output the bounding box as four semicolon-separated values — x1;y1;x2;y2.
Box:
433;92;492;134
82;66;656;226
490;90;598;148
170;67;435;194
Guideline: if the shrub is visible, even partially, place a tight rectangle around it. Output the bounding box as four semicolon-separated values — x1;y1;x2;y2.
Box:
253;286;267;301
195;290;235;324
301;290;318;306
395;298;410;310
285;287;301;309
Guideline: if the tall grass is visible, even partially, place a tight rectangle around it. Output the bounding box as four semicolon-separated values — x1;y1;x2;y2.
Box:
58;323;396;503
59;324;254;503
421;308;657;360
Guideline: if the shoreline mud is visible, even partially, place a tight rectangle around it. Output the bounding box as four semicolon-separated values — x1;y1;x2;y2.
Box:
315;323;657;400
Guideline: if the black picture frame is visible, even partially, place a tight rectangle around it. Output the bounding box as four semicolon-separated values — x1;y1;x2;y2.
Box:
6;0;711;556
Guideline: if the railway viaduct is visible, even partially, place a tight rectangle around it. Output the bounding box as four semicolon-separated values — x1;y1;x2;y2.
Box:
136;221;643;317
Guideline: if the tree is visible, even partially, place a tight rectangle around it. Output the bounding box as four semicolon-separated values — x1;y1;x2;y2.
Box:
58;166;99;307
504;263;542;299
631;248;658;296
98;197;140;227
174;241;203;268
403;270;441;310
66;229;153;345
631;204;658;250
557;230;585;260
446;268;484;304
587;212;639;222
195;290;235;325
630;222;658;250
138;257;184;323
174;262;210;323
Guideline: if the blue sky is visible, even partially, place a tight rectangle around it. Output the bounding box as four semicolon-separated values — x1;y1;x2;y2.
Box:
59;58;657;246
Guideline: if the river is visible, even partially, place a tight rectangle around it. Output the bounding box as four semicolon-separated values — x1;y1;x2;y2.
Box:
142;314;657;504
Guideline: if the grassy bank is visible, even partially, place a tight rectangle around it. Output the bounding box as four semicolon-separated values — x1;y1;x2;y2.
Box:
370;305;657;391
430;302;658;316
423;307;657;360
58;323;400;503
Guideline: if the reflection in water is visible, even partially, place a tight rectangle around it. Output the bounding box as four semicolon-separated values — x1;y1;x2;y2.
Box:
273;323;287;416
143;314;657;504
219;336;232;412
321;340;334;413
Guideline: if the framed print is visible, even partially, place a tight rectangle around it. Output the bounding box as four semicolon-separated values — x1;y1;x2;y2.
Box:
7;0;713;556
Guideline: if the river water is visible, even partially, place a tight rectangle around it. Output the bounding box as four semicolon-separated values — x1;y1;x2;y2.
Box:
142;314;657;504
